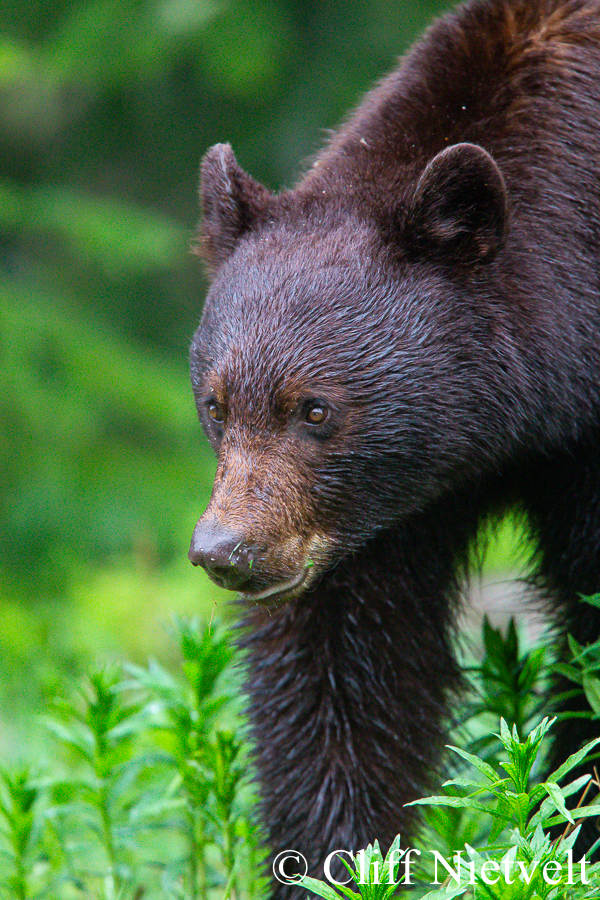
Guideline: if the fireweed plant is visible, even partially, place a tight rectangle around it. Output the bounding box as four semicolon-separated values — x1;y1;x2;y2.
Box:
0;620;266;900
301;718;600;900
1;601;600;898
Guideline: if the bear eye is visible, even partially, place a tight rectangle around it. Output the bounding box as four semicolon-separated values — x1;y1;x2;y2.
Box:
306;403;328;425
207;401;224;424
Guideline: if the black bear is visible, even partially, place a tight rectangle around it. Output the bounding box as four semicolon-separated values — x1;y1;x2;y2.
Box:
188;0;600;893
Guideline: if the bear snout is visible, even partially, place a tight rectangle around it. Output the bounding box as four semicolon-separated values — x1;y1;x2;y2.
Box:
188;520;253;591
189;514;324;601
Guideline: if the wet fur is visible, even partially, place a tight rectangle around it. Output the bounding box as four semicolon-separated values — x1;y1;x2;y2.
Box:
190;0;600;895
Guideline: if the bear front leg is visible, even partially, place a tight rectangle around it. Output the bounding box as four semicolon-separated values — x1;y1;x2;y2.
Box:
240;494;480;898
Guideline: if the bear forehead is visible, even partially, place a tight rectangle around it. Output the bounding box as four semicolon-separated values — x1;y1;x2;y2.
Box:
193;221;454;410
206;222;389;314
200;233;428;349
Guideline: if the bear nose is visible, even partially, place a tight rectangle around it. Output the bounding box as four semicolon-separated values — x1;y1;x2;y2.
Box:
188;521;252;590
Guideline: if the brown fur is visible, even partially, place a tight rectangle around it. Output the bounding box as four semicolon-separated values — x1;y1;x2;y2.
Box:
188;0;600;894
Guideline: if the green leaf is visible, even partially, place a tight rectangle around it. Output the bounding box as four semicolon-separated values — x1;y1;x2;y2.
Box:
568;634;584;658
583;674;600;716
418;884;469;899
542;782;574;824
408;796;508;818
529;773;591;828
301;874;351;900
564;802;600;820
442;777;489;790
42;718;95;762
489;794;512;843
446;746;499;783
553;664;584;685
498;718;513;751
547;736;600;785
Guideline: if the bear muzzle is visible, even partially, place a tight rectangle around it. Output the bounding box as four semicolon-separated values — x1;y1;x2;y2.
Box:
188;520;253;591
188;516;325;602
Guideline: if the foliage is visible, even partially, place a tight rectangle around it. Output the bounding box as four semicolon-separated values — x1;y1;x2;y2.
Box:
301;718;600;900
413;718;600;898
301;606;600;900
467;617;548;740
0;619;265;899
552;595;600;722
301;836;410;900
2;609;600;899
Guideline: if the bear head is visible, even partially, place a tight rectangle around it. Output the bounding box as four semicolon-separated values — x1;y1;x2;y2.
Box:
188;141;511;603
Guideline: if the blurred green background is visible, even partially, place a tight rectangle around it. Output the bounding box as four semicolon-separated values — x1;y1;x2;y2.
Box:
4;0;524;752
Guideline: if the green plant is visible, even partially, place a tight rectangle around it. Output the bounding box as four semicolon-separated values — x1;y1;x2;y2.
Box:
464;617;549;756
418;615;551;861
552;595;600;723
4;609;600;899
0;767;51;900
301;718;600;900
301;836;411;900
121;620;265;899
0;620;264;900
43;665;146;897
414;717;600;897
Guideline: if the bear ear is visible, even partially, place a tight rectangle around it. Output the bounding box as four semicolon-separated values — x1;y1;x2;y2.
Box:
405;143;507;264
196;143;272;274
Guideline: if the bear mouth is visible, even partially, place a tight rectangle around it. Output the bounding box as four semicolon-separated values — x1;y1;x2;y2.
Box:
240;566;311;603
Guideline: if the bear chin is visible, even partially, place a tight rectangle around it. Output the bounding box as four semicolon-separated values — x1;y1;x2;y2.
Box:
239;564;315;605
